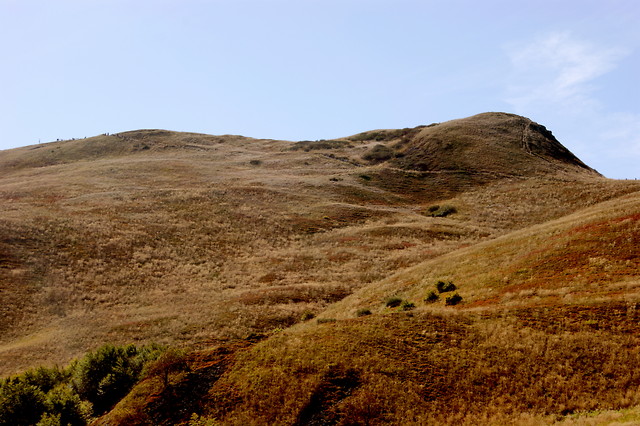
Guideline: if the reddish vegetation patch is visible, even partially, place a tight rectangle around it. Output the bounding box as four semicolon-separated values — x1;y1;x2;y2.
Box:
611;212;640;223
514;214;638;290
464;297;501;308
383;241;417;250
563;212;639;238
508;301;640;334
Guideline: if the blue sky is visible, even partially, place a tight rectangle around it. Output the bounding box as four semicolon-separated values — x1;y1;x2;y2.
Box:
1;0;638;178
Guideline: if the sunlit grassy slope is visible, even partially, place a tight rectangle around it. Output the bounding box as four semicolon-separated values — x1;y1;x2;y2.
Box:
185;191;640;425
1;112;640;424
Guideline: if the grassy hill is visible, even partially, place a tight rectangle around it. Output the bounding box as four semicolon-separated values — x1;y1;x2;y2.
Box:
97;190;640;425
1;112;639;424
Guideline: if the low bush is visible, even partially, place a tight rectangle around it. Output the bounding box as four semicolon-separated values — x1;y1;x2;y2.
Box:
300;311;316;321
424;291;440;303
445;293;463;306
45;385;89;426
356;308;372;317
384;297;403;308
426;205;457;217
362;144;395;163
21;366;68;394
400;301;416;311
290;140;352;151
72;343;162;415
436;281;457;293
0;344;165;425
0;369;89;426
0;380;48;426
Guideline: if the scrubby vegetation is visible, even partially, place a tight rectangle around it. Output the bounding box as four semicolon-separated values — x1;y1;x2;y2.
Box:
424;291;440;303
356;308;372;317
0;344;163;425
290;139;352;151
348;127;421;142
384;297;403;308
362;144;395;163
445;293;463;306
400;300;416;311
426;205;458;217
436;280;457;293
300;311;316;321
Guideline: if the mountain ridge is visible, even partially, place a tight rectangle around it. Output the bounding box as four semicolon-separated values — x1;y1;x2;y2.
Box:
1;112;598;179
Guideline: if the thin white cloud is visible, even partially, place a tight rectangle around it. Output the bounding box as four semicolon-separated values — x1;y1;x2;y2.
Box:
503;31;639;179
505;31;628;113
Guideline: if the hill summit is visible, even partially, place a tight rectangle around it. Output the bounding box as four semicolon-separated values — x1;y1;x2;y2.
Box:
355;112;598;178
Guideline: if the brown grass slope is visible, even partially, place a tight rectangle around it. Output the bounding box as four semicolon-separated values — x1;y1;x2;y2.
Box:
1;113;639;422
182;190;640;425
349;112;601;203
390;112;596;176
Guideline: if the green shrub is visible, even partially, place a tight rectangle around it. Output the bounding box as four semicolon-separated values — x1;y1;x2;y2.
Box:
384;297;403;308
290;140;352;151
359;174;372;181
301;311;316;321
426;205;457;217
45;386;89;426
71;343;163;415
317;318;337;324
362;144;394;163
356;308;372;317
36;412;61;426
445;293;463;306
400;301;416;311
0;380;48;426
188;413;220;426
424;291;440;303
21;366;68;394
0;344;162;425
436;280;457;293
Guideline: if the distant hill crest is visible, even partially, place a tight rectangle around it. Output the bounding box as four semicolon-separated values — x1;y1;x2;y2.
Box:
384;112;598;177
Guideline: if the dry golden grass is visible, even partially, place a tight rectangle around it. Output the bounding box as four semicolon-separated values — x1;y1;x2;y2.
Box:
175;185;639;424
198;307;640;425
2;113;640;424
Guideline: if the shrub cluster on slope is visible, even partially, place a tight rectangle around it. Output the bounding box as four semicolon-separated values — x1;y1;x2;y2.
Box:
0;344;163;426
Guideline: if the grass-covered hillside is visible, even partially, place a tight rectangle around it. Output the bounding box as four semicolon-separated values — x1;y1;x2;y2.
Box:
99;189;640;425
1;113;639;424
